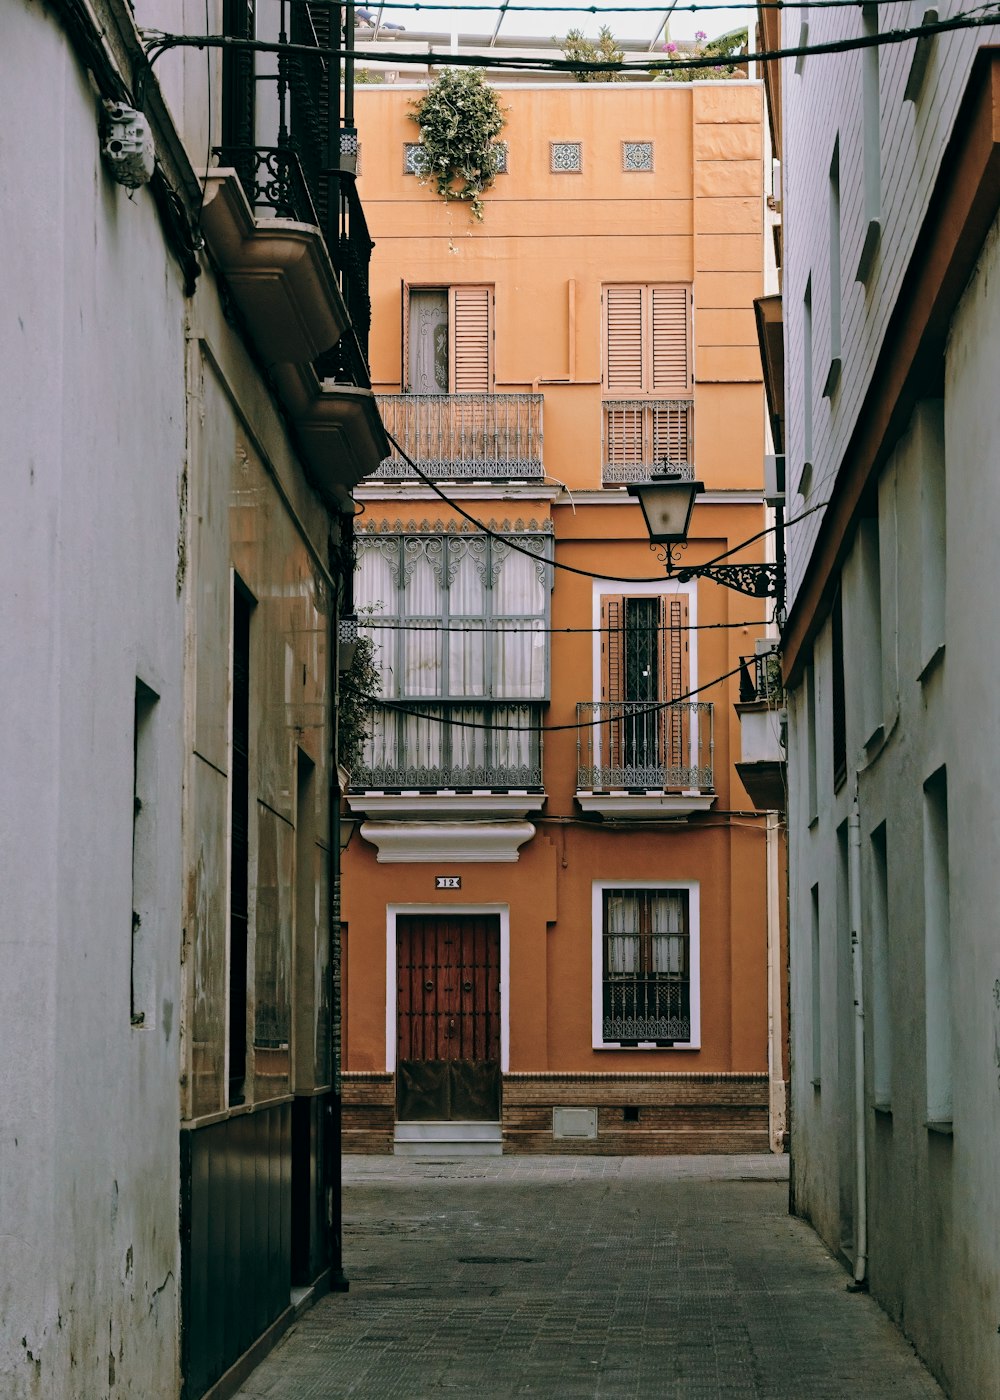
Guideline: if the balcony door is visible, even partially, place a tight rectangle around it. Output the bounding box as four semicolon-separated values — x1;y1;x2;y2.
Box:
600;593;690;785
406;285;493;393
396;914;501;1121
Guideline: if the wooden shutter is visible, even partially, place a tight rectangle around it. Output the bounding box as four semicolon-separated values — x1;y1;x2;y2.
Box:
604;286;645;394
600;596;625;773
450;285;493;392
658;594;691;784
651;285;691;395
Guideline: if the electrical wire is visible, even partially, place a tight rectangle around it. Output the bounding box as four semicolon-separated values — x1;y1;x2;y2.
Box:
360;617;763;632
143;7;1000;77
378;658;743;730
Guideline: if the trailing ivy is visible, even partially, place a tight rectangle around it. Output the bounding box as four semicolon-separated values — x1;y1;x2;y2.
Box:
337;626;381;776
410;69;507;221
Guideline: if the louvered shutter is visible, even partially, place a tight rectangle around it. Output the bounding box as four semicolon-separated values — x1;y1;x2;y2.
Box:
651;285;691;395
451;285;492;392
658;594;691;785
401;278;410;390
601;596;625;773
604;286;645;394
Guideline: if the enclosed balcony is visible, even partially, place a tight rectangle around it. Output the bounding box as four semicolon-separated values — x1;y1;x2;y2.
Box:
602;400;693;485
375;394;544;481
349;701;545;824
576;701;715;817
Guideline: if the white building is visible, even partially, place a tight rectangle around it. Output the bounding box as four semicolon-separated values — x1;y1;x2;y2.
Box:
1;1;383;1396
761;3;1000;1395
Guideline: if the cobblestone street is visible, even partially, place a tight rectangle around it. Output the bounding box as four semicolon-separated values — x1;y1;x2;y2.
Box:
235;1155;943;1399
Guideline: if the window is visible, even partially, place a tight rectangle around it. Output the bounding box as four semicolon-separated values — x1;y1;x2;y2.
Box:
602;284;693;479
810;883;821;1086
598;593;692;785
131;680;159;1028
354;528;551;788
229;579;253;1105
825;138;842;396
805;660;818;823
801;276;813;494
918;400;946;674
870;821;891;1109
923;767;951;1128
857;3;881;281
856;516;882;744
404;285;493;393
594;883;700;1048
831;588;846;789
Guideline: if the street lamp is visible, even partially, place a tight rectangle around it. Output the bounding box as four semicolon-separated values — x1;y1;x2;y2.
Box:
627;471;782;602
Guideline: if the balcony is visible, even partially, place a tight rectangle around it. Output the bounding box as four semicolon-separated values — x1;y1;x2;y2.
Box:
375;394;544;480
576;701;715;818
348;702;545;857
735;651;786;811
602;400;693;485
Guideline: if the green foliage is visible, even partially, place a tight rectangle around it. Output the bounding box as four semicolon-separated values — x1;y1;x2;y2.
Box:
656;27;749;82
560;26;626;83
409;69;507;221
337;629;381;775
355;67;385;85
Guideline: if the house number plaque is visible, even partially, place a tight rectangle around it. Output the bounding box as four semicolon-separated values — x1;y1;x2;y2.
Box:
435;875;462;889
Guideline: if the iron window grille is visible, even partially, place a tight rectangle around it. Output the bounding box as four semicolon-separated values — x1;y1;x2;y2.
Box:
602;888;691;1045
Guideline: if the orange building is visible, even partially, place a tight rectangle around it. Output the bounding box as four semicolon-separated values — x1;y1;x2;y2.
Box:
342;77;778;1155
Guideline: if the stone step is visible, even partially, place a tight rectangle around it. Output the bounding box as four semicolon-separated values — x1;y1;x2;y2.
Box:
394;1121;503;1157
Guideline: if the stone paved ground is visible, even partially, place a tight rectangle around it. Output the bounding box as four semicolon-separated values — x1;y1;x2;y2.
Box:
235;1155;944;1399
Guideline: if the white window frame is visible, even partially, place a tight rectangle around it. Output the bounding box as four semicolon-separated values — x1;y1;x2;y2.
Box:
591;879;701;1051
385;903;511;1074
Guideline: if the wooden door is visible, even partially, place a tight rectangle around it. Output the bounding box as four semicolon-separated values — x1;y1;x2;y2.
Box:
396;914;501;1121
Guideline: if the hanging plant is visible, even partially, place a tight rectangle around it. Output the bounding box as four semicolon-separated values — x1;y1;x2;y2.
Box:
410;69;507;221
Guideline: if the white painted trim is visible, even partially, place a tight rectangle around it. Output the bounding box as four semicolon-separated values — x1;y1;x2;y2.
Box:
360;819;535;862
561;490;766;506
385;903;511;1074
590;879;701;1051
575;792;715;817
348;792;544;821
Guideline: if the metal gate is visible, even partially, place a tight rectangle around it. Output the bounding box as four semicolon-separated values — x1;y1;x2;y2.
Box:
396;914;501;1121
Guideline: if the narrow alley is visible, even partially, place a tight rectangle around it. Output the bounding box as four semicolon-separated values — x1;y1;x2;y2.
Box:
235;1156;942;1400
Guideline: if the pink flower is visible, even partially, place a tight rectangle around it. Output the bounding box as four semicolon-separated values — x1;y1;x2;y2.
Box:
695;30;707;40
664;41;677;52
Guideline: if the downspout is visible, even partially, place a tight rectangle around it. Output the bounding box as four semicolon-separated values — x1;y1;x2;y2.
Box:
766;811;786;1151
848;796;868;1286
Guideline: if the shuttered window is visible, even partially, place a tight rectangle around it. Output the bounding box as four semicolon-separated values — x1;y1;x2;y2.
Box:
405;284;494;393
600;594;691;782
603;284;691;397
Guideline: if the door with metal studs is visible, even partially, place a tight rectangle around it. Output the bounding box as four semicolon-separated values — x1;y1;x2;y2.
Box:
396;914;501;1121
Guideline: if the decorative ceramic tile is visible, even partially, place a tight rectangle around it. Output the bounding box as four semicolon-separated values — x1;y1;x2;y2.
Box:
493;141;508;174
550;141;582;173
404;143;432;176
622;141;654;172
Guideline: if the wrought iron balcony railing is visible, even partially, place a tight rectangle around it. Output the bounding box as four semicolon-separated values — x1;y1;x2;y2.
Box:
739;650;783;705
602;399;694;484
352;701;544;790
217;0;373;378
576;701;714;790
375;394;544;479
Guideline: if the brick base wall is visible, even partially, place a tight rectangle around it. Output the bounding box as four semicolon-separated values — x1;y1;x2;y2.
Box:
501;1073;770;1155
342;1070;771;1155
342;1072;394;1153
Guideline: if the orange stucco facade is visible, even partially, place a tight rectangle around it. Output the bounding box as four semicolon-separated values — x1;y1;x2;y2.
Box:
343;79;775;1153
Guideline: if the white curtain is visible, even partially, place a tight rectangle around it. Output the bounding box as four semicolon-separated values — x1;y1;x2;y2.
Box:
409;290;449;393
605;893;639;975
448;548;485;697
355;545;395;692
492;548;546;698
402;549;442;697
651;892;687;975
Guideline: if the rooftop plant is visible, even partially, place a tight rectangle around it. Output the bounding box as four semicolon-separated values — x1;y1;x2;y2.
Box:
409;69;507;221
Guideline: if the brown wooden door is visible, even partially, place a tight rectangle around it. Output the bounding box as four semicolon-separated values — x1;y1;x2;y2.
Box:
396;914;501;1121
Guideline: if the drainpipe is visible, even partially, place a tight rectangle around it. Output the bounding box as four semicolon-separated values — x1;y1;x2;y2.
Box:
848;797;868;1286
765;811;785;1152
